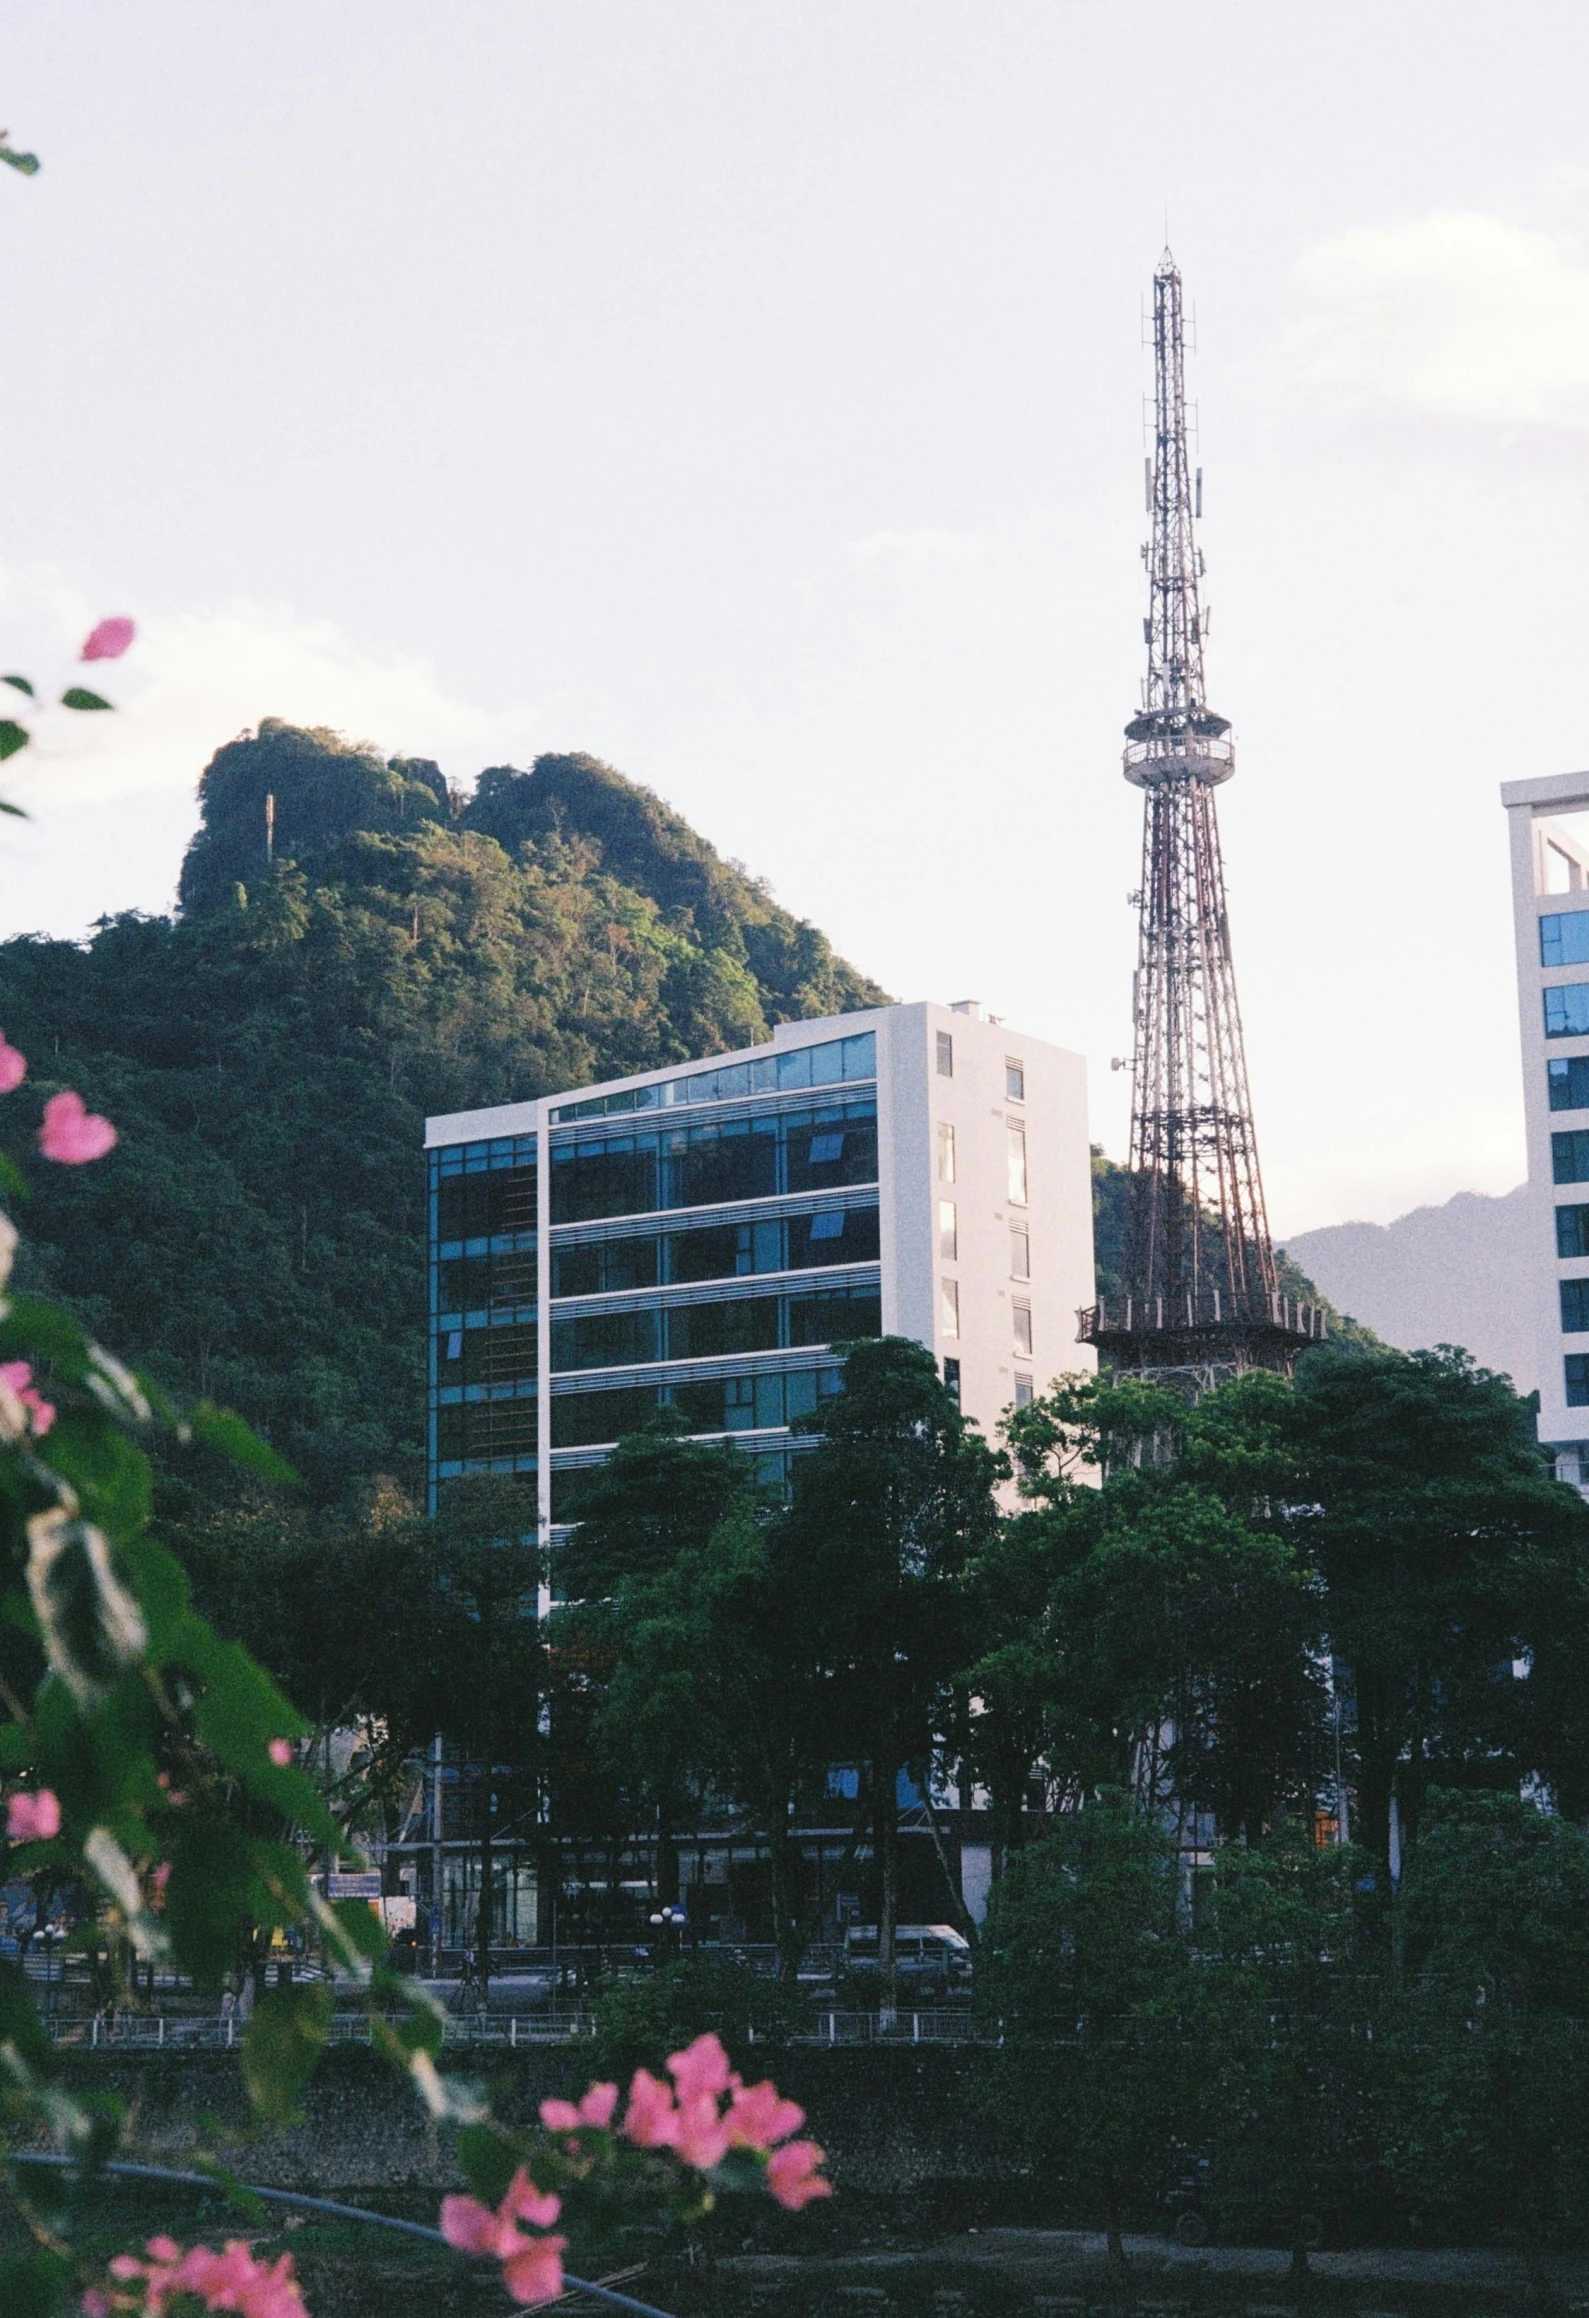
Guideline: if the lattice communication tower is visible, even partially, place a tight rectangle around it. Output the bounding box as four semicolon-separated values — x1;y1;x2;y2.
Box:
1078;252;1323;1390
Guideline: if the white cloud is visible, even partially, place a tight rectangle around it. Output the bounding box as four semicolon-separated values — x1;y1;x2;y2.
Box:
0;580;545;938
4;591;541;810
1291;212;1589;426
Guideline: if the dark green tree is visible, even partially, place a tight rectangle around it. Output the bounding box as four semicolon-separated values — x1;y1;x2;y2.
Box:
977;1793;1194;2262
783;1337;1002;1982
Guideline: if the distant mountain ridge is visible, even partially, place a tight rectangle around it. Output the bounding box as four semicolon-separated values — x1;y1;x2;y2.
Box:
1281;1185;1537;1391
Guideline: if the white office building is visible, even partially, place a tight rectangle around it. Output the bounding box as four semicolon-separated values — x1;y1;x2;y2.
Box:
424;1000;1095;1529
1503;771;1589;1485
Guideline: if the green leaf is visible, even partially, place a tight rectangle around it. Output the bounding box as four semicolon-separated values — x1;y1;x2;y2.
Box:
40;1414;153;1541
243;1982;334;2123
0;145;41;177
189;1401;299;1487
456;2120;522;2205
0;721;30;760
0;1147;28;1201
0;1958;48;2061
0;798;26;817
0;2252;73;2316
59;687;113;712
2;675;35;696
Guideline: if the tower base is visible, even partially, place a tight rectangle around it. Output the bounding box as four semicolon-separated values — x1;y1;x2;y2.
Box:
1076;1298;1327;1396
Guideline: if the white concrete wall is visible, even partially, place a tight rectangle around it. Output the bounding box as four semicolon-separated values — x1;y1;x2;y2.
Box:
1502;771;1589;1475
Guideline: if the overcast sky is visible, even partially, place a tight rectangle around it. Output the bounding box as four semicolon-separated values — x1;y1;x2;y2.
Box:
5;4;1589;1235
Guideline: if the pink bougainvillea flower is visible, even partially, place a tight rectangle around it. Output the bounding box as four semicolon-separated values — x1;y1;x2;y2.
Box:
621;2066;679;2149
726;2078;806;2150
81;616;136;663
152;1860;172;1898
81;2291;113;2317
267;1738;293;1767
441;2176;565;2308
7;1788;61;1842
39;1089;117;1163
765;2139;832;2211
667;2031;734;2104
671;2090;731;2171
540;2079;619;2133
101;2234;307;2318
0;1361;58;1440
500;2169;562;2232
0;1037;26;1094
440;2193;512;2259
500;2232;568;2307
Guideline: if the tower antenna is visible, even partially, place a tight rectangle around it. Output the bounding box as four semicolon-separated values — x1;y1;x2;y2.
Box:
1078;251;1323;1392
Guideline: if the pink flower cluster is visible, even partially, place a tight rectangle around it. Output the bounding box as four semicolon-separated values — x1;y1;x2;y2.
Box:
7;1786;60;1842
439;2168;568;2307
545;2033;832;2209
0;1359;55;1436
0;1030;117;1162
85;2234;306;2318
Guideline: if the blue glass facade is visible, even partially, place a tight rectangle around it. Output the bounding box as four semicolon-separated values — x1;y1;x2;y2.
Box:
1545;983;1589;1038
429;1133;538;1493
1541;911;1589;968
426;1031;885;1521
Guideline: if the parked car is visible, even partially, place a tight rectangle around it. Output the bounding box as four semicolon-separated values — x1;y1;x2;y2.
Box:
841;1922;972;1997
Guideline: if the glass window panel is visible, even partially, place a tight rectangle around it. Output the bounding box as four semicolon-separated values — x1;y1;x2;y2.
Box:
1549;1056;1589;1112
941;1277;960;1338
1013;1298;1033;1355
551;1384;659;1447
1553;1131;1589;1185
1005;1059;1026;1102
788;1111;877;1192
755;1371;787;1427
809;1041;844;1086
459;1321;538;1386
1541;911;1589;967
787;1285;882;1347
669;1223;752;1284
1563;1279;1589;1334
943;1356;961;1404
1014;1373;1035;1408
665;1294;781;1361
776;1045;814;1090
668;1118;780;1210
550;1138;659;1222
938;1122;956;1183
1568;1353;1589;1408
1559;1205;1589;1259
550;1306;661;1372
842;1033;876;1080
789;1204;878;1269
936;1031;954;1078
1544;984;1589;1039
1010;1224;1031;1280
1007;1122;1029;1205
939;1200;958;1260
437;1163;538;1241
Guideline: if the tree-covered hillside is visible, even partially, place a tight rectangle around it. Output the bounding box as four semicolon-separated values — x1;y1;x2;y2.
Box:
0;723;888;1505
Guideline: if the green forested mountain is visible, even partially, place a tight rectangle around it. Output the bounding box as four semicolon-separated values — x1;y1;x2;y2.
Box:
0;722;887;1505
0;718;1349;1513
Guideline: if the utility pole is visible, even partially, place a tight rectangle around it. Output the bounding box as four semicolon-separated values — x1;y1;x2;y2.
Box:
1080;252;1323;1392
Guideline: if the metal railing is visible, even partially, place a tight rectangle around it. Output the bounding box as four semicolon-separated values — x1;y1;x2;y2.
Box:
50;2007;987;2052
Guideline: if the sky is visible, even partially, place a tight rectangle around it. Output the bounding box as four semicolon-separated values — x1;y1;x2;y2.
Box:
5;3;1589;1237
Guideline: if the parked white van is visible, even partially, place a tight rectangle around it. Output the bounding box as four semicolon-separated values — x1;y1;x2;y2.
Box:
842;1922;972;1994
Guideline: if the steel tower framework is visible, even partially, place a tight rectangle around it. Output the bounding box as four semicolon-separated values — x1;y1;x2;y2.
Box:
1079;253;1323;1389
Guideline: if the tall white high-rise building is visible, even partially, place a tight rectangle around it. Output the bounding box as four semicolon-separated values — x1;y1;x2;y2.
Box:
424;1000;1095;1529
1503;771;1589;1485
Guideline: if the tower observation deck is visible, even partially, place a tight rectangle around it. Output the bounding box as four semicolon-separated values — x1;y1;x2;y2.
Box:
1078;252;1324;1391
